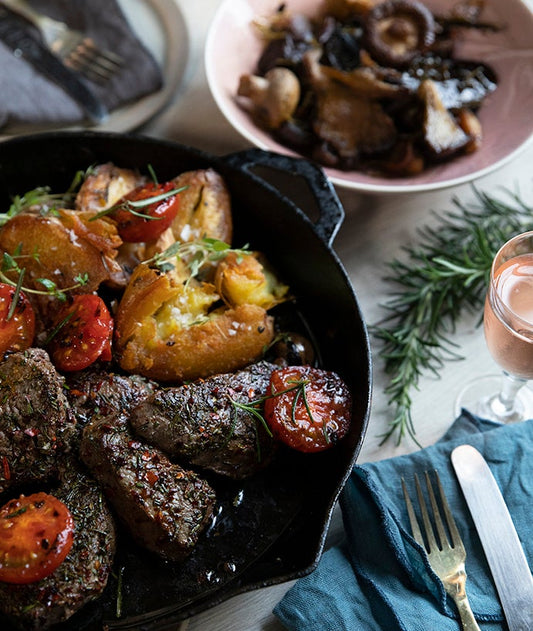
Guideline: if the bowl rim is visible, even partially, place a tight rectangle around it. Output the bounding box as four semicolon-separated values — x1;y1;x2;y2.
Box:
205;0;533;193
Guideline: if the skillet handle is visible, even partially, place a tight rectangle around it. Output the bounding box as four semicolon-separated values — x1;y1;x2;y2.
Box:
224;148;344;246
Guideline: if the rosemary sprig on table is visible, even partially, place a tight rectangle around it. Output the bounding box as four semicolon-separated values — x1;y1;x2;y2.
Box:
372;187;533;445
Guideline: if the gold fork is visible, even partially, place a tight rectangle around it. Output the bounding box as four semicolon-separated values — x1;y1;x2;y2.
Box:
402;471;481;631
1;0;123;83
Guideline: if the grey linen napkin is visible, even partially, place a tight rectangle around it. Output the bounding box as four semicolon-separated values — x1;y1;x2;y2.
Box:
0;0;164;131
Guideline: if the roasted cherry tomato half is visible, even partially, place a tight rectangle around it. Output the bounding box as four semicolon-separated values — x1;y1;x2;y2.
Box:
113;181;181;242
0;492;74;584
49;294;113;372
0;282;35;356
264;365;352;452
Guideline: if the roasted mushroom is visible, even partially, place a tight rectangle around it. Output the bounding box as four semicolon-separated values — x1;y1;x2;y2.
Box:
237;67;301;129
303;49;398;165
364;0;436;68
419;79;470;158
236;0;499;176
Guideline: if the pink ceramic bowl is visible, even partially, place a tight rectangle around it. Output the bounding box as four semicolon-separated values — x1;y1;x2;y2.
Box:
205;0;533;193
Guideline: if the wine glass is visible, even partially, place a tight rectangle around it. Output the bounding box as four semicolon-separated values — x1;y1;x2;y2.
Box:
455;230;533;423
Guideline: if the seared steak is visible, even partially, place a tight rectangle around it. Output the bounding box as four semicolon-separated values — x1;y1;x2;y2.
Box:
128;361;277;479
65;366;157;447
0;459;116;630
0;348;76;494
80;413;215;561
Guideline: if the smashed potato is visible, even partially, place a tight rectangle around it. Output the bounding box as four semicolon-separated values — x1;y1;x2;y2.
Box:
0;163;286;385
0;210;122;293
215;252;289;310
114;259;274;382
75;163;146;213
144;169;233;259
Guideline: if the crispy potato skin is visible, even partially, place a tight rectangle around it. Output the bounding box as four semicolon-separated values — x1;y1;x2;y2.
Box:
114;263;274;383
0;210;122;293
144;169;233;258
75;163;146;213
76;166;233;289
172;169;233;243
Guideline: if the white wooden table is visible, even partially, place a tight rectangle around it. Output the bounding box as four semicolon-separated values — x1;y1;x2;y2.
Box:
139;1;533;629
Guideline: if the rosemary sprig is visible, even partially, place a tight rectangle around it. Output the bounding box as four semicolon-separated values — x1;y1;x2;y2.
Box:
230;378;324;439
373;187;533;445
89;185;187;222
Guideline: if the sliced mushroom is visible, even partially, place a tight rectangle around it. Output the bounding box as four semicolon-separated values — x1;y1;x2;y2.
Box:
457;108;483;154
419;79;470;158
314;82;397;162
303;48;397;163
237;67;301;129
321;64;409;98
364;0;435;68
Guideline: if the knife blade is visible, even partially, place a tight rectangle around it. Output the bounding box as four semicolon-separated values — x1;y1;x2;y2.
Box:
0;5;108;123
451;444;533;631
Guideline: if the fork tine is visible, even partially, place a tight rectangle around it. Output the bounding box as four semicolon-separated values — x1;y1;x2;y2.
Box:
402;472;480;631
434;469;463;549
401;477;425;546
414;472;440;553
65;53;119;83
63;40;123;84
71;39;123;68
6;1;123;85
424;471;451;550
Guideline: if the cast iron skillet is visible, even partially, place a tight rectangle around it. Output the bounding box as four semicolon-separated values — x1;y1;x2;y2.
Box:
0;131;371;630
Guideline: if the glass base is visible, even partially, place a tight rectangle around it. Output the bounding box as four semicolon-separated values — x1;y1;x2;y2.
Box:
455;374;533;423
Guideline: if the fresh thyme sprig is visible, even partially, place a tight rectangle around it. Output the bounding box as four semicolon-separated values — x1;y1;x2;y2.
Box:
372;187;533;445
1;168;89;226
1;252;89;302
146;237;249;280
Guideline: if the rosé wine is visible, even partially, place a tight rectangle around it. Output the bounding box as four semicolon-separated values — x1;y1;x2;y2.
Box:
484;252;533;380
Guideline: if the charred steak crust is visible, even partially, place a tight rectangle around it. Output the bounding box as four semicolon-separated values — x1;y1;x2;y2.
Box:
79;413;216;562
65;366;158;446
0;460;117;631
128;361;278;479
0;348;77;494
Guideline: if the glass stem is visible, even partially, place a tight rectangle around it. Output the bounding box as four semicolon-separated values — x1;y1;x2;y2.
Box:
492;372;527;418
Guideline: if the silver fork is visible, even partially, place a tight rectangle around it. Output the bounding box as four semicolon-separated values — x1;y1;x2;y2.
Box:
402;471;481;631
1;0;123;83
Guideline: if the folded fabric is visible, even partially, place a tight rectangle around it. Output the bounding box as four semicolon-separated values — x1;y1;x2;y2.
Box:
0;0;163;131
275;411;533;631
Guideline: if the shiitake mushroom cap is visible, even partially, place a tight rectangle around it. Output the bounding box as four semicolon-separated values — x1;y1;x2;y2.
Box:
364;0;436;68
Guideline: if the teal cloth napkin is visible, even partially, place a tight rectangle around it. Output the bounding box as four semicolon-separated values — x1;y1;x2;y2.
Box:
275;411;533;630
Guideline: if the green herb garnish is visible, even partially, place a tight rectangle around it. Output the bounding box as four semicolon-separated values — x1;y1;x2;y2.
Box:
373;187;533;445
0;253;90;302
89;185;187;222
230;378;323;439
0;168;90;226
146;237;249;281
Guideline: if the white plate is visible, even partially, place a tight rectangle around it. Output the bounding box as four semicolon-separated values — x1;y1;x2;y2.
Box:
100;0;190;132
1;0;189;137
